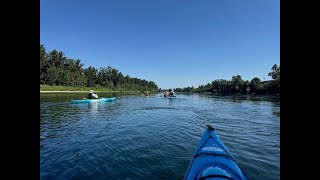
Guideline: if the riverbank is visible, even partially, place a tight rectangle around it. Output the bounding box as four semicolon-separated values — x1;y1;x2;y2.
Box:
40;91;141;93
40;85;155;93
41;91;94;93
40;85;126;91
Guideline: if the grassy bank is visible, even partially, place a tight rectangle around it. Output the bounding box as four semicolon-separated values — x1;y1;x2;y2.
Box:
39;85;160;94
40;85;142;92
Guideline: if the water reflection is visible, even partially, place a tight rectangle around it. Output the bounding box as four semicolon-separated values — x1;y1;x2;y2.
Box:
88;102;98;113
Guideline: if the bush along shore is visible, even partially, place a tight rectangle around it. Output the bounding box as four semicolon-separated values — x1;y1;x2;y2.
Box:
173;64;280;95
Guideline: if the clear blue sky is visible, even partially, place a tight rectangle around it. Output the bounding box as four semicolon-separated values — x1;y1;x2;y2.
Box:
40;0;279;89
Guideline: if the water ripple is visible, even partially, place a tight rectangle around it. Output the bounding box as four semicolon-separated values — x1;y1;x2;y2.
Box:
40;93;280;179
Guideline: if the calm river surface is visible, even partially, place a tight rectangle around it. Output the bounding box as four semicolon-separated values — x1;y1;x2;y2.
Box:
40;93;280;180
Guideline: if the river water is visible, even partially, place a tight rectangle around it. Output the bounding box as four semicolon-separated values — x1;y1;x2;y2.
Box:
40;93;280;179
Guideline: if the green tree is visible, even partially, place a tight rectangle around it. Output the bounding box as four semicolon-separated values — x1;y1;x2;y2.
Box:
84;66;98;87
39;44;161;92
250;77;262;94
267;64;280;94
268;64;280;80
242;80;250;94
231;75;243;93
40;44;48;84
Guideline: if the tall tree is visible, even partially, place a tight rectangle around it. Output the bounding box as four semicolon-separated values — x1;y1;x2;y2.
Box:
268;64;280;80
250;77;262;94
231;75;243;93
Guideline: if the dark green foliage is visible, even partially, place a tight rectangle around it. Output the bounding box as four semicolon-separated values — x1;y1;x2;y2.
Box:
231;75;243;93
268;64;280;80
250;77;262;94
175;86;194;92
177;65;280;95
40;44;158;92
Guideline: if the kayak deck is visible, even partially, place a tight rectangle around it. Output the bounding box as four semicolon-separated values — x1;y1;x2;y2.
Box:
71;97;116;103
184;125;249;180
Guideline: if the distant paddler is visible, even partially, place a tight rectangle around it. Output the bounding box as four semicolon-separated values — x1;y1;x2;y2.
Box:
88;90;99;99
169;89;175;96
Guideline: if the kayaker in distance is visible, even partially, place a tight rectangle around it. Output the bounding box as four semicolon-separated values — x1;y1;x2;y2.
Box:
88;90;99;99
164;91;168;97
169;89;174;96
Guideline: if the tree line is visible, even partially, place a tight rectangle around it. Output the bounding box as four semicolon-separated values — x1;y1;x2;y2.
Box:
40;44;158;92
174;64;280;95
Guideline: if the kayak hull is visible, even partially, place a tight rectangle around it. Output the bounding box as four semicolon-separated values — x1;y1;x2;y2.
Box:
71;97;116;103
184;125;249;180
167;95;177;99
